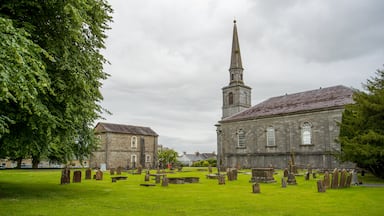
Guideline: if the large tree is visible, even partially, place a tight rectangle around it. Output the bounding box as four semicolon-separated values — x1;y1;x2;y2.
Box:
0;0;112;167
338;67;384;178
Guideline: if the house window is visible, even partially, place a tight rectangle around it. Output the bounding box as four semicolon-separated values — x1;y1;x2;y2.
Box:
229;92;233;105
131;136;137;148
301;122;312;145
266;127;276;146
237;129;245;148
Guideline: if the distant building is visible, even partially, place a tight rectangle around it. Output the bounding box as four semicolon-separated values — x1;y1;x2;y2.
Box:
216;21;354;169
178;152;216;166
90;122;158;169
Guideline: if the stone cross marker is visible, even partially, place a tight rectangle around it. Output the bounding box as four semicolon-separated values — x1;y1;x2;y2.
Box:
73;170;82;183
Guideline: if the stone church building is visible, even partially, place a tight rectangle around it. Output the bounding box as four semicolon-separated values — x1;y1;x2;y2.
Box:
90;122;158;169
216;21;354;169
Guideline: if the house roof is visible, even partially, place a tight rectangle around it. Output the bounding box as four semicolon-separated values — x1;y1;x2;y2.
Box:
221;85;354;123
94;122;158;136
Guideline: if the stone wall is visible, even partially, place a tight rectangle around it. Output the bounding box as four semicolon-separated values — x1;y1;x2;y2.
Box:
218;109;352;169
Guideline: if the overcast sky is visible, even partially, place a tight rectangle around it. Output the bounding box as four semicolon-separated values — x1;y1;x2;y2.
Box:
99;0;384;154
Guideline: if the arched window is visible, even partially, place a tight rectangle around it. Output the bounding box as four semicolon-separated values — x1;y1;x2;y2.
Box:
301;122;312;145
237;129;245;148
229;92;234;105
266;127;276;146
131;136;137;148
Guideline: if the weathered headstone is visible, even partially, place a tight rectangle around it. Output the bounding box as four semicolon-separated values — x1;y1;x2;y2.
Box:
339;169;347;188
351;170;358;186
161;176;168;187
287;173;297;185
95;169;103;180
312;172;317;179
137;166;142;175
331;168;339;189
116;167;122;175
208;165;212;173
283;168;289;177
323;171;330;188
252;183;261;193
61;168;71;184
250;168;276;183
281;178;287;188
317;180;326;192
110;168;115;175
73;170;82;183
218;175;225;185
85;168;92;180
155;175;161;184
145;173;150;182
346;171;352;188
227;168;238;181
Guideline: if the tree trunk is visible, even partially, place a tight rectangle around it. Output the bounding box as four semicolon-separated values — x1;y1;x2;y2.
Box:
32;155;40;169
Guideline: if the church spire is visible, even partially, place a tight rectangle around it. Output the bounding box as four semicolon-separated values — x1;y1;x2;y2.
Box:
228;20;244;85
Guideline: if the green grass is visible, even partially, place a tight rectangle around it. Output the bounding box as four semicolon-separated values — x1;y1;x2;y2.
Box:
1;168;383;216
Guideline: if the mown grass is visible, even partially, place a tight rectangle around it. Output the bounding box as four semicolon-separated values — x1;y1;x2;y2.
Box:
0;168;383;216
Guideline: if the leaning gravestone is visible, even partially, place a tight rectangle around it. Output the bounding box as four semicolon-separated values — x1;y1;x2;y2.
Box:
323;171;330;188
331;168;339;189
85;168;92;180
73;170;82;183
346;171;352;188
317;180;326;192
95;170;103;180
252;183;261;193
281;178;287;188
61;168;71;184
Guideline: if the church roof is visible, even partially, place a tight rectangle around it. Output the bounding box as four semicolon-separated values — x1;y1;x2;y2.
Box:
94;122;158;136
221;85;354;122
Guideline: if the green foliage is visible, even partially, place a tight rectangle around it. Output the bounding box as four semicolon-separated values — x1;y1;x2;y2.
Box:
158;148;178;167
338;68;384;178
192;158;217;167
0;1;112;163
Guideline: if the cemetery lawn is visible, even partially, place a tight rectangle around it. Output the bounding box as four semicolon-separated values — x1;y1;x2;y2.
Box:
1;168;384;216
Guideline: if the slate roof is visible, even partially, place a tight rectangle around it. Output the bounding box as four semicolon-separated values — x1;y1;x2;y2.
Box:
94;122;158;136
221;85;354;123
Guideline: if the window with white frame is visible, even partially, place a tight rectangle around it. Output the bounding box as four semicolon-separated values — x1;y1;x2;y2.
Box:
131;136;137;148
301;122;312;145
131;154;137;163
266;127;276;146
237;129;245;148
145;155;151;163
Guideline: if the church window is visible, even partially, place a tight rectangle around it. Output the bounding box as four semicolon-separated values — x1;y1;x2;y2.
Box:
266;127;276;146
145;154;151;163
229;92;234;105
131;136;137;148
301;122;312;145
231;74;234;81
237;129;246;148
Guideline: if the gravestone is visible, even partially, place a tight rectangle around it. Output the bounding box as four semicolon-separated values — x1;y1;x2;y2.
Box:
208;165;212;173
218;175;226;185
116;167;122;175
137;166;142;175
110;168;115;175
73;170;82;183
161;176;168;187
60;168;71;184
145;173;150;182
323;171;330;188
250;168;276;183
317;180;326;192
287;173;297;185
252;183;261;193
281;178;287;188
305;172;310;181
351;170;358;185
283;168;289;177
227;168;238;181
155;175;161;184
331;168;339;189
100;163;106;171
95;169;103;180
339;169;347;188
312;173;317;179
85;168;92;180
346;171;352;188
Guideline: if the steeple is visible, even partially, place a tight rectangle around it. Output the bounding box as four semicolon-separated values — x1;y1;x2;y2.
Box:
221;20;252;119
229;20;244;85
230;20;243;70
